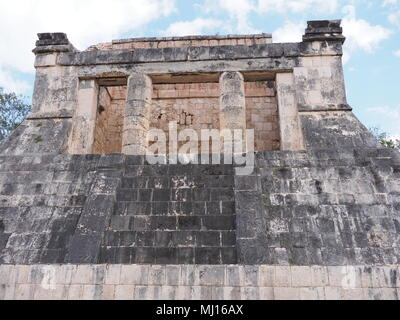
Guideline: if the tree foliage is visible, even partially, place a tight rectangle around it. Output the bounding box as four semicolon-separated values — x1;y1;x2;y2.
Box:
0;87;31;142
370;127;400;150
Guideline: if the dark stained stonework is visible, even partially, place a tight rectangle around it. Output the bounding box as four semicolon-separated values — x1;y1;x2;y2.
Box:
0;146;399;265
0;155;237;265
236;147;400;265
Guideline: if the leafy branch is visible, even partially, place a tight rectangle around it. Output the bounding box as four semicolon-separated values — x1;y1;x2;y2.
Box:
0;87;31;142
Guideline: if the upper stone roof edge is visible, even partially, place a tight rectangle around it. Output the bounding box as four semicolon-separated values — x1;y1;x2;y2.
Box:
111;33;273;44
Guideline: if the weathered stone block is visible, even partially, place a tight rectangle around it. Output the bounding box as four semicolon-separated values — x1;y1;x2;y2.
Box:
273;287;300;300
198;266;225;286
115;285;135;300
120;265;149;285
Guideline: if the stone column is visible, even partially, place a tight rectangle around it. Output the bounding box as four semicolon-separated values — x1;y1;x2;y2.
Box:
298;20;348;110
276;73;305;151
122;73;153;155
219;71;247;150
68;79;99;154
32;33;77;114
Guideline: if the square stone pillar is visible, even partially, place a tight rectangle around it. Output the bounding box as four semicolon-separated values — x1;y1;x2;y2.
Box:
276;73;305;151
32;33;77;114
68;79;98;154
219;71;247;150
122;73;153;155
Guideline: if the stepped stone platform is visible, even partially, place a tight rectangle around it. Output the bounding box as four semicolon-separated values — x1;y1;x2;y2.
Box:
1;20;400;300
0;149;399;267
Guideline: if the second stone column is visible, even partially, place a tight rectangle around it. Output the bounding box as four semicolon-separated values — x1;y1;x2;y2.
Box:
122;73;153;155
219;71;247;151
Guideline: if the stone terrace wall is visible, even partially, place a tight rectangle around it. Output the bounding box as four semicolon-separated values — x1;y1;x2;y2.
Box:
0;155;237;265
1;264;399;300
236;148;400;266
0;148;399;266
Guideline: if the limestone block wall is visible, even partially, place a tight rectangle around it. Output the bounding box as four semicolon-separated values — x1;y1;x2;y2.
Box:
294;56;347;110
93;87;112;153
32;65;77;114
151;83;220;151
1;264;399;300
93;86;125;154
245;81;280;151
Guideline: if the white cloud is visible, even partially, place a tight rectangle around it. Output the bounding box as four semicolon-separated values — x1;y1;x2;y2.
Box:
257;0;339;14
388;11;400;27
383;0;398;6
200;0;259;33
395;50;400;56
342;5;392;63
272;21;306;43
367;106;400;119
367;105;400;138
0;67;31;94
0;0;176;75
199;0;340;34
162;18;226;36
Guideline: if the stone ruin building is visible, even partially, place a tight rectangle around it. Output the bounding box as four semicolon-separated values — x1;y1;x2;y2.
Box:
0;20;400;300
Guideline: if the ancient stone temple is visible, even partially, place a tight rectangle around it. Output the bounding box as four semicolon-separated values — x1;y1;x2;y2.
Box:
1;20;400;300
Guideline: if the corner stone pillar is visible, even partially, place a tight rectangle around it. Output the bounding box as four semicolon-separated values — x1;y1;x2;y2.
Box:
32;33;77;114
276;73;305;151
68;79;99;154
122;73;153;155
219;72;247;149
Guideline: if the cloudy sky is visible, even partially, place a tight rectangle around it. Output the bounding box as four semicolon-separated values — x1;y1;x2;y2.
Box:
0;0;399;138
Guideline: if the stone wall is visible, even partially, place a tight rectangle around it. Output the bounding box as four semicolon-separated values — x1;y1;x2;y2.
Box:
235;148;400;266
99;160;237;265
0;148;399;266
1;264;399;300
245;81;280;151
151;83;220;151
0;154;237;265
93;86;125;154
1;20;399;301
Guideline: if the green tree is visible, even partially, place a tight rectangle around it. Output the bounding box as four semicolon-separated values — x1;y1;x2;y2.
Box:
0;87;31;142
370;127;400;150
